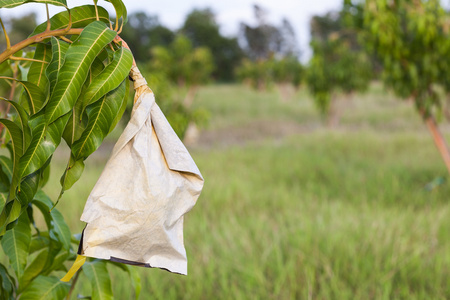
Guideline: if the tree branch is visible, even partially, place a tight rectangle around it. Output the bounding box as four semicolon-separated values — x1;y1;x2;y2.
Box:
0;28;83;64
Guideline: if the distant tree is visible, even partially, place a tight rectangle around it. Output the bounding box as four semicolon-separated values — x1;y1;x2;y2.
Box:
151;35;214;106
120;11;174;62
181;8;243;81
238;4;299;60
307;10;371;126
237;55;303;100
272;55;303;101
362;0;450;174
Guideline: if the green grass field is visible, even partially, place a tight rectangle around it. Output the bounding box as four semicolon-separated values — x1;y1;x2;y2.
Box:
45;83;449;299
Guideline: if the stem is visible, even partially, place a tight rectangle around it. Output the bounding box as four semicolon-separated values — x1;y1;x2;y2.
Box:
0;17;11;50
425;116;450;175
59;36;73;44
94;1;99;21
66;270;81;300
45;4;51;32
0;28;83;64
9;56;49;64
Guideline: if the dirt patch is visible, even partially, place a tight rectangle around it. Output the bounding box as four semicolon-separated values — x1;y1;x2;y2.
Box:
192;120;319;148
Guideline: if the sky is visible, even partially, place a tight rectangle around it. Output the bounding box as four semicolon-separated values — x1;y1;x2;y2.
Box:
1;0;343;61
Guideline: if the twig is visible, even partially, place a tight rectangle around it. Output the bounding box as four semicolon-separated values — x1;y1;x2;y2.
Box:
0;17;11;50
59;36;73;44
66;270;81;300
45;4;51;32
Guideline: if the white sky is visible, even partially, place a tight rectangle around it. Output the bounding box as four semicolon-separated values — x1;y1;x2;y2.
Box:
1;0;343;61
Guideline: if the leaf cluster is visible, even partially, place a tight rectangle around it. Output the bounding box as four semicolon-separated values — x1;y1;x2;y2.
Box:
0;1;140;299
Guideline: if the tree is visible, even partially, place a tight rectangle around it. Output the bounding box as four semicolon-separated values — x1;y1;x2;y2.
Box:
362;0;450;174
306;9;371;126
238;4;299;60
181;8;243;81
0;1;141;298
120;11;174;63
236;55;303;100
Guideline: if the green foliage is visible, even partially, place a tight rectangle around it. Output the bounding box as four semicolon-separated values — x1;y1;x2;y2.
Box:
306;24;371;115
0;1;139;299
237;56;303;92
181;8;244;81
151;34;214;88
362;0;450;116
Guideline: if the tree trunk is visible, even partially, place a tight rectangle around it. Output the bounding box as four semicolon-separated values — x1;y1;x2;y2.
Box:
425;116;450;175
327;94;340;128
184;85;198;108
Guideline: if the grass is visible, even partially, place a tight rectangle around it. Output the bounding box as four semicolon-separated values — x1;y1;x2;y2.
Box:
41;83;449;299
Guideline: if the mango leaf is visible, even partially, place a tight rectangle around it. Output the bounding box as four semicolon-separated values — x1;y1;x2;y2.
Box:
25;0;67;6
0;0;25;8
0;98;31;150
0;263;15;300
109;262;141;300
46;249;70;273
0;119;23;198
1;213;31;279
82;260;113;300
72;79;127;160
19;275;69;300
0;155;12;178
62;57;105;147
29;235;49;254
16;167;41;206
18;112;70;180
13;80;47;116
32;191;71;250
47;37;69;95
45;21;117;124
27;43;52;92
106;0;127;25
83;47;133;109
19;249;48;291
0;199;21;235
60;155;84;191
108;77;129;134
0;0;66;8
31;5;110;36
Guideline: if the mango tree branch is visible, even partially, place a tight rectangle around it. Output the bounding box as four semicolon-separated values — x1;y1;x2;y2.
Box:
0;28;83;64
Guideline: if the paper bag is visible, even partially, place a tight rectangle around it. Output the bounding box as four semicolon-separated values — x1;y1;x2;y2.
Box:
78;71;204;275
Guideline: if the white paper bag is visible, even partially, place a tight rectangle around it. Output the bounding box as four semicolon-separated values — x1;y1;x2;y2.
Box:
79;85;204;275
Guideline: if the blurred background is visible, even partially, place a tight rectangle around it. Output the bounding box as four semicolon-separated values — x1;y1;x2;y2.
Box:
1;0;450;299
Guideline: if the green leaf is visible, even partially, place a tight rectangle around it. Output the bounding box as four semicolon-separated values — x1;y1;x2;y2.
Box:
0;0;25;8
83;47;133;109
109;262;141;300
47;37;70;95
0;119;23;199
32;191;71;250
19;275;69;300
0;263;15;300
0;98;31;150
27;43;52;92
0;156;13;195
14;80;47;115
0;0;66;8
31;5;110;36
1;213;31;279
0;199;21;235
19;112;70;180
16;167;42;206
72;79;127;160
45;21;117;124
19;249;48;291
106;0;127;25
82;260;113;300
62;57;105;147
108;77;129;134
60;155;84;191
